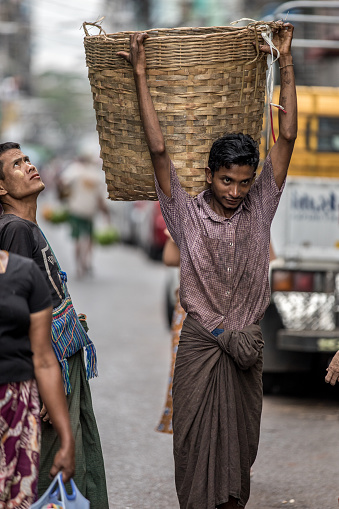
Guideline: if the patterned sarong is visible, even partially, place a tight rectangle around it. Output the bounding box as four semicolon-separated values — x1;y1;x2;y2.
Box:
0;380;40;509
38;350;109;509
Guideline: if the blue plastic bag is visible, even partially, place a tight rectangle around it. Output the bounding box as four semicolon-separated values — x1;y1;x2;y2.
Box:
31;472;90;509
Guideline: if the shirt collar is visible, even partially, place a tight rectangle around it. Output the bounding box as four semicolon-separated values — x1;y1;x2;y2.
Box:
196;188;250;222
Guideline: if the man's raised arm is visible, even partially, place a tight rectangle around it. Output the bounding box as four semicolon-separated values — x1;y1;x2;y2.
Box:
117;33;171;197
259;23;297;189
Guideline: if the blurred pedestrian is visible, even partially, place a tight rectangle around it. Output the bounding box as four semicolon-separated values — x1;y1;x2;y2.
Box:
156;230;186;434
0;142;109;509
60;155;110;278
0;249;75;508
119;22;297;509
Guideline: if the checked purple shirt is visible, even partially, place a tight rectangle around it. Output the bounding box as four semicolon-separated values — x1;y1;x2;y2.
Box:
155;154;285;332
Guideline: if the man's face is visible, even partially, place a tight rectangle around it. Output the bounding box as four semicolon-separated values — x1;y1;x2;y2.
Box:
205;164;256;215
0;149;45;200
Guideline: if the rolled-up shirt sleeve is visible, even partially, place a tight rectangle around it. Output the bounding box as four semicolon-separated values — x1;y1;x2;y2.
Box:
250;153;286;225
154;161;191;248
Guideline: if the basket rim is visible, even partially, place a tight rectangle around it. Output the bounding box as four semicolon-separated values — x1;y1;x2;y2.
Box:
83;22;277;42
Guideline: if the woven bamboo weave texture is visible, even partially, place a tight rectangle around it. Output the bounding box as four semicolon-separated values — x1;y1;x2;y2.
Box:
84;24;271;201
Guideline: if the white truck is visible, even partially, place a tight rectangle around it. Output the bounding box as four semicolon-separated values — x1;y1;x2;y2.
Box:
259;0;339;391
262;177;339;391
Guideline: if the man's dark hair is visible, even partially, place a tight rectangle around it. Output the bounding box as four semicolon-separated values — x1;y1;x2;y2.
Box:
208;133;259;176
0;142;21;180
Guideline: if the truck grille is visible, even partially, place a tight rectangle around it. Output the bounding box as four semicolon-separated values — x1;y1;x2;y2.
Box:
272;292;336;331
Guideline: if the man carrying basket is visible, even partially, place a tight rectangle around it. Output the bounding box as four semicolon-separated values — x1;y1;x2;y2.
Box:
119;22;297;509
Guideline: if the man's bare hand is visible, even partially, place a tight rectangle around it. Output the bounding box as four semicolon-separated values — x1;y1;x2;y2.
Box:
325;350;339;385
258;22;294;58
49;441;75;484
40;403;52;424
117;32;149;74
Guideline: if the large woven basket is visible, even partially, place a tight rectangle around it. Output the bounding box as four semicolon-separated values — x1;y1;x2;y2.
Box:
83;22;274;200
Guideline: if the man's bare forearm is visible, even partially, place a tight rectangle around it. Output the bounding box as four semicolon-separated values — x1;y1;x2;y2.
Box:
133;69;171;195
278;54;297;143
264;23;297;187
134;69;166;157
117;32;171;195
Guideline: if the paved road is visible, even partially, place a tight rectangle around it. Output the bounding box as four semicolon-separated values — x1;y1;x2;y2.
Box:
41;213;339;509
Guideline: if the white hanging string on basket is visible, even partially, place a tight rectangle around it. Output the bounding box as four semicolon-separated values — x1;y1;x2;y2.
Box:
260;27;285;147
231;19;286;147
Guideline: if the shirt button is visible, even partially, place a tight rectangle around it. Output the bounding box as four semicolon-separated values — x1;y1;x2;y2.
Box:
229;242;233;246
227;267;232;272
227;222;231;226
226;291;230;296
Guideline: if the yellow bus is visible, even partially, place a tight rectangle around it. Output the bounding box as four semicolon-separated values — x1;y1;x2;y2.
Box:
261;86;339;178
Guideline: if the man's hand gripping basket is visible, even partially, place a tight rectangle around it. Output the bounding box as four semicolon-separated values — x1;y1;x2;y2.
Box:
83;22;274;200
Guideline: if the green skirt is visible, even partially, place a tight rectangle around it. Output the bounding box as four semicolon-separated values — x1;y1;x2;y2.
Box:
38;350;109;509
